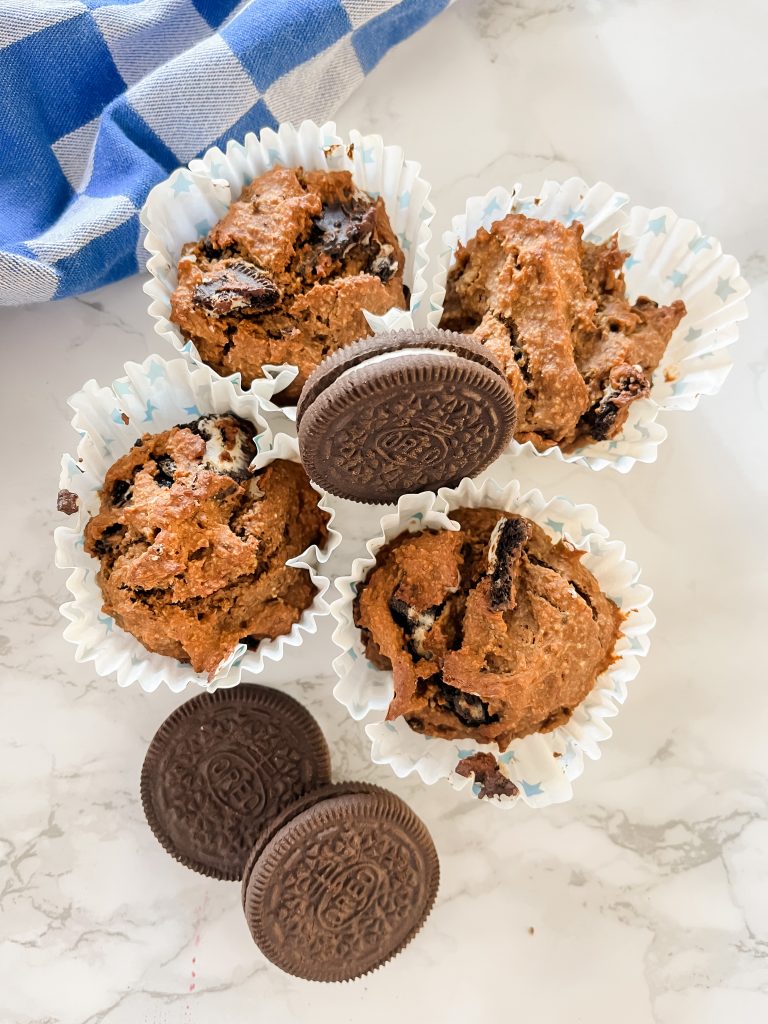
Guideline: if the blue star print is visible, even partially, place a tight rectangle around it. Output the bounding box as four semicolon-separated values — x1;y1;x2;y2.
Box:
171;173;192;195
667;270;687;288
521;780;544;797
647;215;667;236
715;276;737;302
688;235;712;254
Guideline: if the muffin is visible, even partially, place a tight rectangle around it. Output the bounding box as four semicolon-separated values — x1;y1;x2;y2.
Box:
84;414;329;675
440;213;686;451
170;166;407;403
353;508;622;749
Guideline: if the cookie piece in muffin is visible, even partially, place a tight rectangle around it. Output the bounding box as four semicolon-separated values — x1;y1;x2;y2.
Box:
440;214;686;450
170;167;407;404
354;508;622;749
84;415;329;675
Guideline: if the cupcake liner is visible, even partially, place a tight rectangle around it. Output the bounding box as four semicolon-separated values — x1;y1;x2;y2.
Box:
142;119;435;414
429;177;750;472
330;477;654;808
54;355;340;694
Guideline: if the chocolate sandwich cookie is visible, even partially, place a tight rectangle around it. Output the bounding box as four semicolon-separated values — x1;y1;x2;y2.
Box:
241;782;439;981
296;328;517;504
141;685;331;880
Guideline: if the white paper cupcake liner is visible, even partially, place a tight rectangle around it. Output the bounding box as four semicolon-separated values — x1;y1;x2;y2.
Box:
142;119;435;414
330;477;654;808
429;177;750;472
54;355;340;694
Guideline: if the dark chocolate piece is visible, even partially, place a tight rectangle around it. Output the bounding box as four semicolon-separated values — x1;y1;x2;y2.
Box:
141;684;331;880
586;363;650;441
193;261;280;317
487;516;531;610
428;678;498;728
110;478;133;506
389;595;443;660
57;489;79;515
310;197;377;259
154;455;176;488
455;751;519;799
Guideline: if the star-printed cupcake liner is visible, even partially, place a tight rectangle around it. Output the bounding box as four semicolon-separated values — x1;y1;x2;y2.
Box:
428;178;750;472
142;119;435;414
330;476;654;809
54;355;340;693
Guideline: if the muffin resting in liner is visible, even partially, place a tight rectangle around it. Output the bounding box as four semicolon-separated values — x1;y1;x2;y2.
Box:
354;507;622;749
84;414;329;676
441;213;686;451
55;356;339;693
170;167;407;404
330;478;654;808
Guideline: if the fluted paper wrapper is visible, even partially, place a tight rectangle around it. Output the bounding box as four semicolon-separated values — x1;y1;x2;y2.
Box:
429;178;750;471
330;477;654;808
54;356;340;693
142;119;435;412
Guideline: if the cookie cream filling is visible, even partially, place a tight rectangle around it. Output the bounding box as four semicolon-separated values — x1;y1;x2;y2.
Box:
337;347;462;382
196;415;253;476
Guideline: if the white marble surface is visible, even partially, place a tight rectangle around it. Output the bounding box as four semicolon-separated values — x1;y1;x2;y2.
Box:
2;0;768;1020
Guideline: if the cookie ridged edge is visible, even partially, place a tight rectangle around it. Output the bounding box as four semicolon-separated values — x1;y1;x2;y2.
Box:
242;787;440;982
140;684;332;881
296;327;505;425
298;357;517;504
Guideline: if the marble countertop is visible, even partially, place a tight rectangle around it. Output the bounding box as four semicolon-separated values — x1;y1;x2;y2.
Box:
2;1;767;1021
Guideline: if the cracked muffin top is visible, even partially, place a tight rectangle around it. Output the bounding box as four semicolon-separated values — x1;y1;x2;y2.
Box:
440;213;686;451
170;166;408;404
354;507;622;750
84;414;329;676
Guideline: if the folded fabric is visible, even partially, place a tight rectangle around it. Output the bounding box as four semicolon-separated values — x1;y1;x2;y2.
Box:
0;0;448;306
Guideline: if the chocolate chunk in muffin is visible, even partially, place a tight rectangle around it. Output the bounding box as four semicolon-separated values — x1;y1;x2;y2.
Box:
84;414;329;675
440;214;686;450
354;508;622;749
171;167;407;404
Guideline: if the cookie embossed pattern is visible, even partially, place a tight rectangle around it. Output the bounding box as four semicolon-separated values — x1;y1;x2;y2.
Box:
330;477;655;809
241;785;439;982
297;329;516;503
429;178;750;471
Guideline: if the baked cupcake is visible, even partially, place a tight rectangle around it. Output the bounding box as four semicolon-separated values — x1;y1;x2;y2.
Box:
353;507;622;749
440;213;686;451
170;166;408;404
84;414;329;676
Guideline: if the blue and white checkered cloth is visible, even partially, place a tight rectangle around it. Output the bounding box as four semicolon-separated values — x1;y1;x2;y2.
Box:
0;0;448;305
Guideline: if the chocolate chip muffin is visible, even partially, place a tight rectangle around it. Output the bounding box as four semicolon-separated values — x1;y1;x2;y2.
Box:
440;213;686;451
84;415;329;676
170;167;407;403
354;508;622;749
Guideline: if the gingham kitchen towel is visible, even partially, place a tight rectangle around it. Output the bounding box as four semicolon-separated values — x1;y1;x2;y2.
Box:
0;0;448;305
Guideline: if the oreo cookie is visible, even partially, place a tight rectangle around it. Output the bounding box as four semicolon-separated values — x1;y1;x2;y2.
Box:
140;685;331;880
296;328;517;504
241;783;439;982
